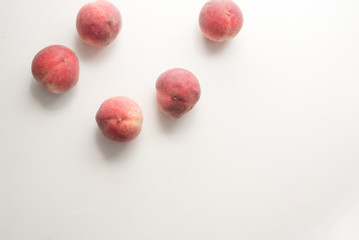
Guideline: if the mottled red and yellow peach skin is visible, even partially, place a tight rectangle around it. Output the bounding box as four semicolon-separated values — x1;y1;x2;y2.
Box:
76;0;122;47
96;96;143;142
199;0;243;42
31;45;79;94
156;68;201;119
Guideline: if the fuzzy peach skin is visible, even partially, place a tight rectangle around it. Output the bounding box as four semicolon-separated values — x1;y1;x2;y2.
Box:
199;0;243;42
156;68;201;119
31;45;79;94
76;0;122;47
96;96;143;142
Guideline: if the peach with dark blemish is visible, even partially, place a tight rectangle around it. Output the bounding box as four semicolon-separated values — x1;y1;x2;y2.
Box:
156;68;201;119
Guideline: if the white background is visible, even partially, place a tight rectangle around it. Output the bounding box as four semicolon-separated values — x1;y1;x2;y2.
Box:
1;0;359;239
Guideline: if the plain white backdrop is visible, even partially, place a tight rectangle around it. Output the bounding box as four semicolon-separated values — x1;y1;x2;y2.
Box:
1;0;359;239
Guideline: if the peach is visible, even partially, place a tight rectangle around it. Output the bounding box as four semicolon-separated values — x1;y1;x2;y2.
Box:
199;0;243;42
76;0;122;47
96;96;143;142
31;45;79;94
156;68;201;119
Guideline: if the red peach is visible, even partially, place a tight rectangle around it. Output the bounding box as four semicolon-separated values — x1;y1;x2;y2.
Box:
156;68;201;119
96;96;143;142
31;45;79;94
76;0;122;47
199;0;243;42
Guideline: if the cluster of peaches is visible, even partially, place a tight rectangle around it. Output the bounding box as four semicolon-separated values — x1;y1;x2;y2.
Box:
31;0;243;142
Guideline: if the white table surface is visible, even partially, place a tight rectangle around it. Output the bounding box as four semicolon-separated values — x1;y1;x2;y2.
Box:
1;0;359;239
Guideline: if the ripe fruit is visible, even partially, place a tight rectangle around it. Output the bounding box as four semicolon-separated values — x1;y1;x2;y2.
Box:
76;0;122;47
96;96;143;142
156;68;201;119
199;0;244;42
31;45;79;94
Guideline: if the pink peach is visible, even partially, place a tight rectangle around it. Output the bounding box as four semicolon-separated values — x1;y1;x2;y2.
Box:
199;0;243;42
76;0;122;47
96;96;143;142
156;68;201;119
31;45;79;94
